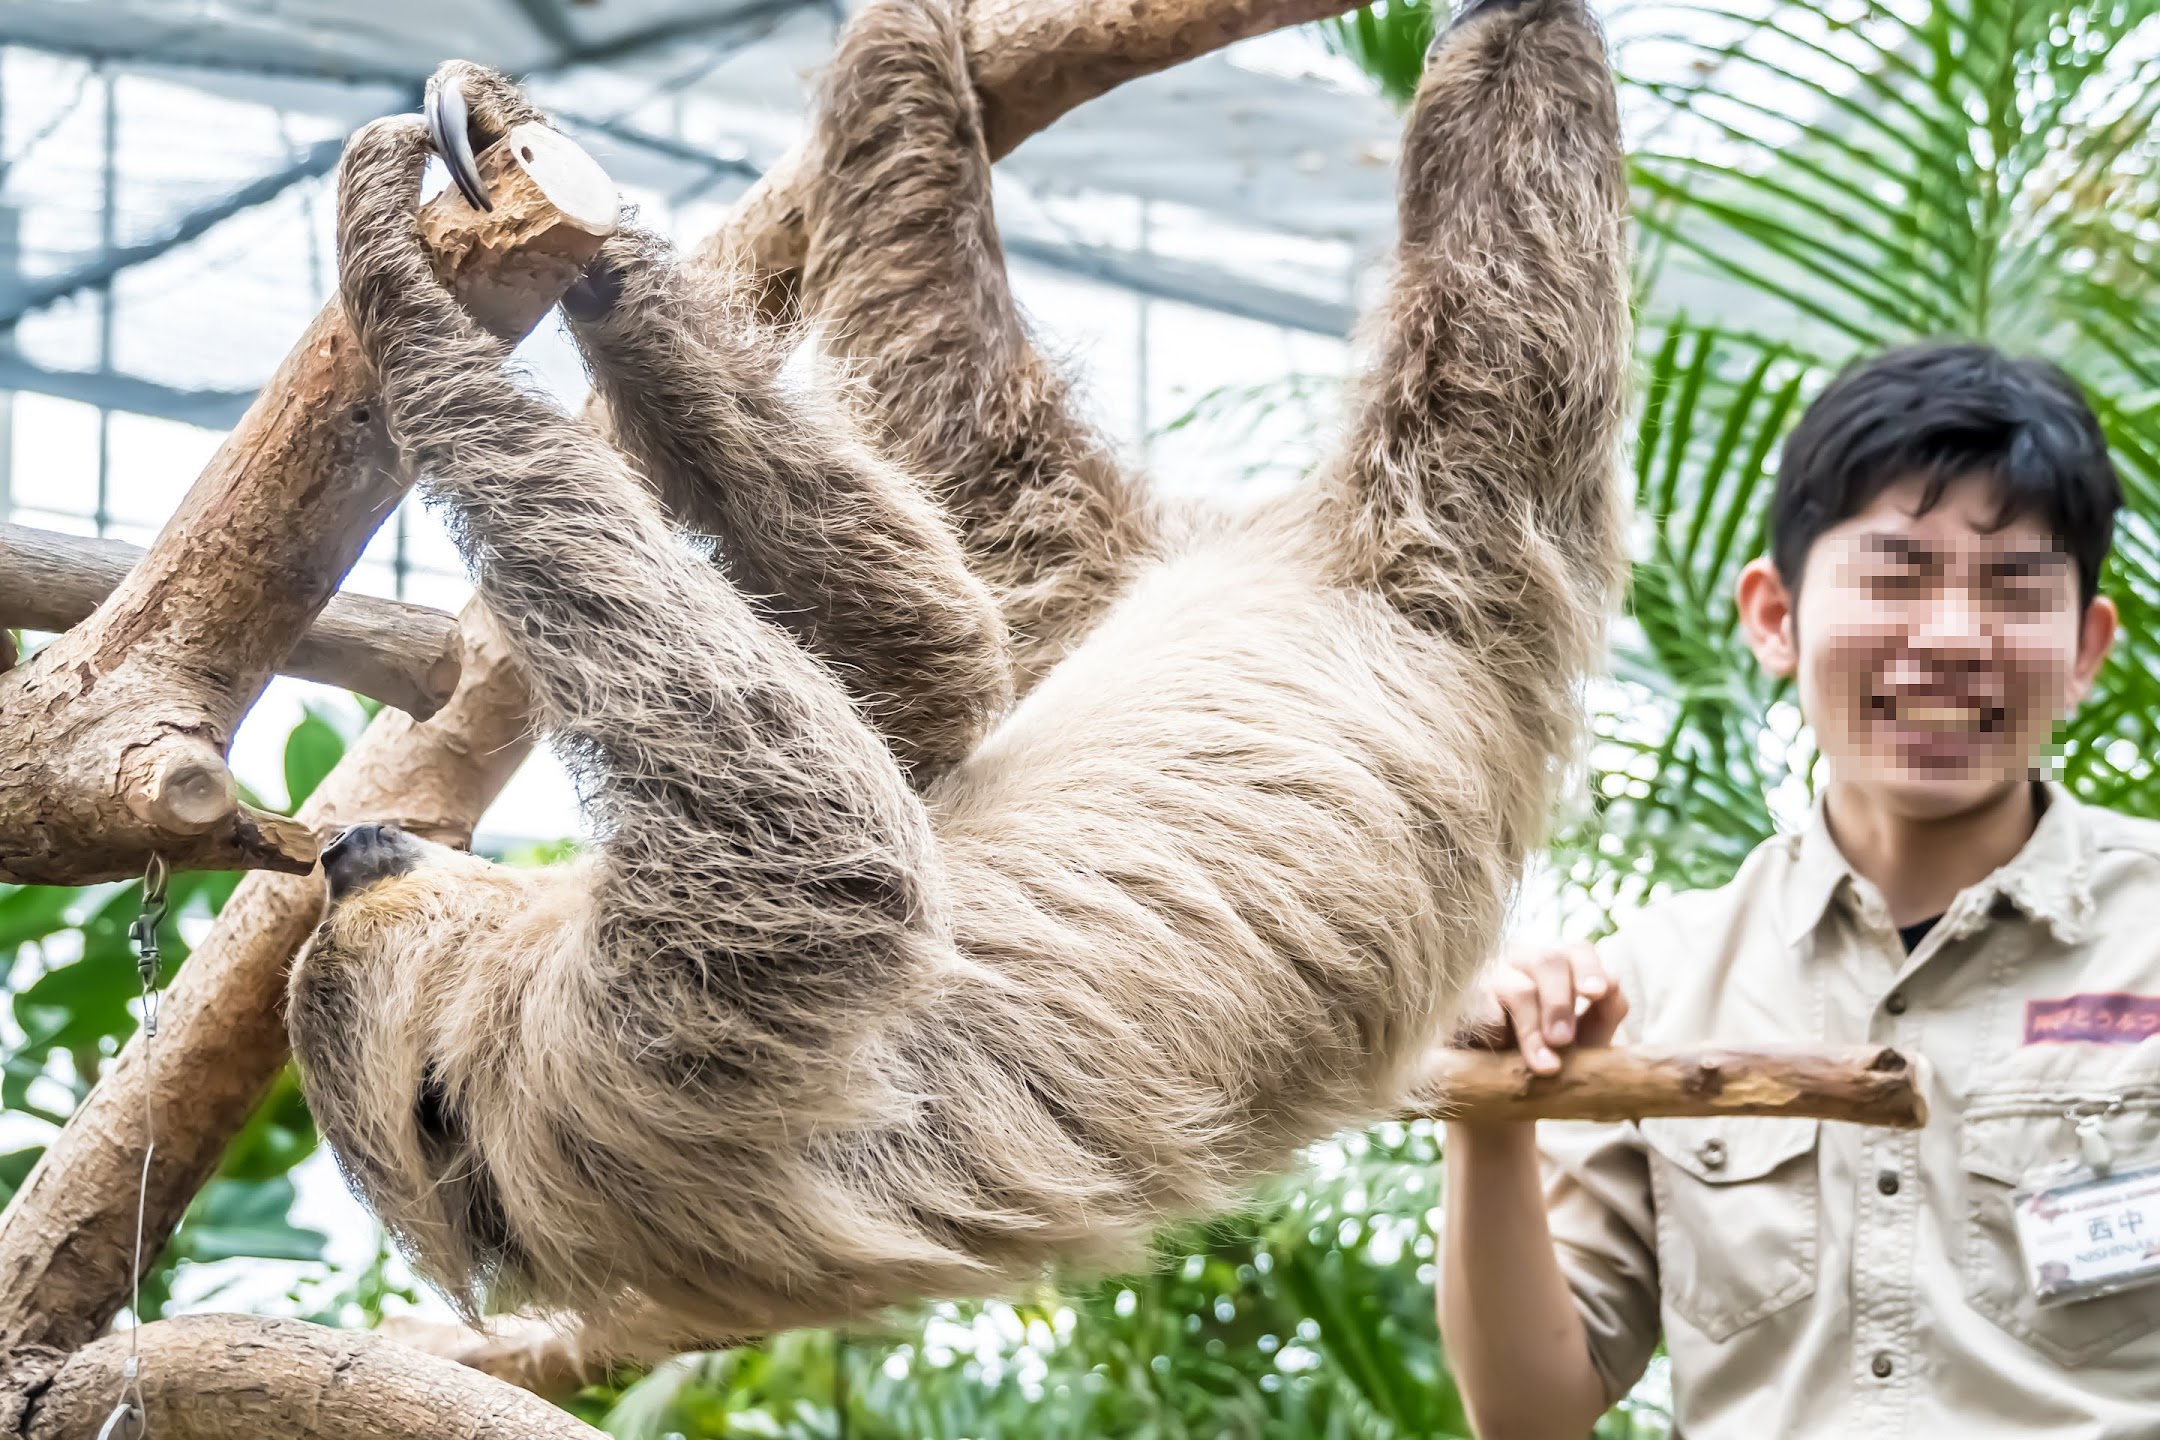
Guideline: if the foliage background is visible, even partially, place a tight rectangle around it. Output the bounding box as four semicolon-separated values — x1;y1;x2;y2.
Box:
6;0;2159;1431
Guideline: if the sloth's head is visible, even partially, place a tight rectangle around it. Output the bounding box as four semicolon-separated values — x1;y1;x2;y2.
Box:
320;821;449;899
318;822;513;943
310;822;539;968
297;823;569;1310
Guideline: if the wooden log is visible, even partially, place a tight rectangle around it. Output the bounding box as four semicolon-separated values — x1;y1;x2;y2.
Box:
700;0;1380;311
1408;1044;1930;1129
0;523;464;719
17;1314;600;1440
0;123;613;888
0;602;534;1385
0;0;1379;1398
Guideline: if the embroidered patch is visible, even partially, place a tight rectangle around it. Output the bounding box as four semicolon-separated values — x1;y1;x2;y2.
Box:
2025;994;2160;1045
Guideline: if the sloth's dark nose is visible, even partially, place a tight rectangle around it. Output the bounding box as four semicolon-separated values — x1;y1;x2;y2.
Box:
322;822;424;899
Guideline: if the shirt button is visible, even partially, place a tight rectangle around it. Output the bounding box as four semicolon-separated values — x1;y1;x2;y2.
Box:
1698;1139;1727;1170
1871;1352;1894;1379
1877;1170;1900;1196
1886;991;1908;1015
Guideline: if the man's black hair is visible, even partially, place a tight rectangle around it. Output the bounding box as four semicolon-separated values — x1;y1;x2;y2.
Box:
1771;342;2121;604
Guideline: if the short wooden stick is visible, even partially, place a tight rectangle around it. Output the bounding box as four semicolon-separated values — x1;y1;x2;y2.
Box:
1408;1044;1929;1128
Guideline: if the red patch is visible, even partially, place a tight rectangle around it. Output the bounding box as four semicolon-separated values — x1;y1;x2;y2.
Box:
2025;994;2160;1045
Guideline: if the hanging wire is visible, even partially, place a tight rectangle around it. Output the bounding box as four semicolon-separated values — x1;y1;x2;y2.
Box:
99;852;168;1440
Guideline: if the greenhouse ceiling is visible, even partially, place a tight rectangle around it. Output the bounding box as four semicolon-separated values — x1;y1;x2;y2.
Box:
0;0;1413;428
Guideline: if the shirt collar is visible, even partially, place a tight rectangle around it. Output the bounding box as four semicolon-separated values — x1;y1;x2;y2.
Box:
1778;780;2095;948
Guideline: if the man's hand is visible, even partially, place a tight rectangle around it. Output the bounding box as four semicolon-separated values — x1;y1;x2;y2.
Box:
1457;940;1628;1075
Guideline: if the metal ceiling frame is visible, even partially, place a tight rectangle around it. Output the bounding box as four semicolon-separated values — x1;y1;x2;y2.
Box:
0;0;1355;431
0;0;814;89
0;352;253;429
0;131;358;328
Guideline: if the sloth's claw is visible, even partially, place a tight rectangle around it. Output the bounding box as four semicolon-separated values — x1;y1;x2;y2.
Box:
426;77;492;213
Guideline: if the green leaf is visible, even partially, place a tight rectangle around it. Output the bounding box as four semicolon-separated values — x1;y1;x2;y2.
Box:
173;1177;327;1265
0;1147;44;1207
1317;0;1437;107
283;707;349;811
0;886;80;952
218;1067;320;1182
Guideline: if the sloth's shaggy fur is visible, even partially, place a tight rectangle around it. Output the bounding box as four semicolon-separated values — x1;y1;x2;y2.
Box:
289;0;1630;1354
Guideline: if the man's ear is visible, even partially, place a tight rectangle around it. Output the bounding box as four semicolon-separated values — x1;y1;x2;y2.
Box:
1736;557;1798;678
2069;594;2118;704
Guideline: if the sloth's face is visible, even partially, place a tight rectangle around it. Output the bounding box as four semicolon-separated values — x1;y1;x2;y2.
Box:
320;822;450;899
313;823;530;965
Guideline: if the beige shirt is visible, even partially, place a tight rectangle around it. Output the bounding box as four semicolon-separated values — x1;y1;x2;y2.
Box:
1543;784;2160;1438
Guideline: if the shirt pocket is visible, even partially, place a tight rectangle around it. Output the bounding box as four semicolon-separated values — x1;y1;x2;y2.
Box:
1641;1115;1820;1341
1960;1094;2160;1366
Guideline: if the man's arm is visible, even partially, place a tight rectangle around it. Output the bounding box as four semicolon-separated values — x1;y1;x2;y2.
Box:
1442;1123;1612;1437
1440;941;1652;1437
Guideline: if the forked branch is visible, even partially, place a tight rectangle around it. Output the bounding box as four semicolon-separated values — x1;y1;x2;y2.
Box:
0;125;613;887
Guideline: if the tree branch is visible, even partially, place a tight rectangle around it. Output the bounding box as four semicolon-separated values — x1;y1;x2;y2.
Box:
0;125;612;887
0;524;464;719
16;1314;600;1440
1408;1044;1930;1128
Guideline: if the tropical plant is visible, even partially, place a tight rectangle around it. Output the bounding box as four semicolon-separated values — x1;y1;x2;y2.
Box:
1577;0;2160;923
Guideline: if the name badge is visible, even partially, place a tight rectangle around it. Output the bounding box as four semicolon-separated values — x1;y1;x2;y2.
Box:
2013;1163;2160;1307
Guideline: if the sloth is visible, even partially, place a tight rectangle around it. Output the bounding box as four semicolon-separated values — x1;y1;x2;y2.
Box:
289;0;1629;1354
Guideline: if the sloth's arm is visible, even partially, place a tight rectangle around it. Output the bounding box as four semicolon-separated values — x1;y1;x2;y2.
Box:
338;117;944;1033
799;0;1159;690
570;233;1013;780
1328;0;1630;756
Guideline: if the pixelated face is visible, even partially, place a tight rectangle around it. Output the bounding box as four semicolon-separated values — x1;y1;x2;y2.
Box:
1741;472;2115;820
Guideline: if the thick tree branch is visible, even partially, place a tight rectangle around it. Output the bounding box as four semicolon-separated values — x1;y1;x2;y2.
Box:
0;604;535;1373
0;126;612;887
1408;1044;1930;1128
16;1314;600;1440
0;524;464;719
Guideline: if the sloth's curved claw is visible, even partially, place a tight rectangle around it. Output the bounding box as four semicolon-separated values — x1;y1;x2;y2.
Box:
426;78;492;213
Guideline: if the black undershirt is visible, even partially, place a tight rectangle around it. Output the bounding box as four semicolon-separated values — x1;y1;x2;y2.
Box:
1898;915;1942;953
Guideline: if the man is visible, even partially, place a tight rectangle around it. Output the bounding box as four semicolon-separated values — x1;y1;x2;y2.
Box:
1438;342;2160;1437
